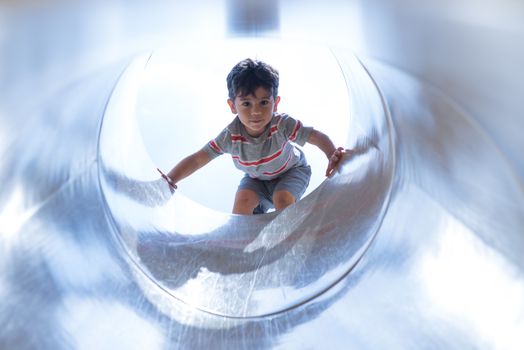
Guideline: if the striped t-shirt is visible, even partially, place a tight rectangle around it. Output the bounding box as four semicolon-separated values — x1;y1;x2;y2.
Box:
203;113;313;181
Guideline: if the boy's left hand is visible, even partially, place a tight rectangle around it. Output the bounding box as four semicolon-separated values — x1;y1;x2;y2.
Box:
157;168;177;194
326;147;346;177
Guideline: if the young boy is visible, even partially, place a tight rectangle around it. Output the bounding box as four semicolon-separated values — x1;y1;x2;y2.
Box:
160;58;345;215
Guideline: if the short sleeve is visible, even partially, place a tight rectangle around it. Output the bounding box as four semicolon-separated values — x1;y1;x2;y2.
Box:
278;114;313;146
202;128;232;159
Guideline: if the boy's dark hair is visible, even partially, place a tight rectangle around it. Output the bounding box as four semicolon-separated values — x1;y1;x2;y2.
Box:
226;58;279;101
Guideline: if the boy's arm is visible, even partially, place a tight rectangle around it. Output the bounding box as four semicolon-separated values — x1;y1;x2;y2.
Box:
307;129;345;177
166;149;212;187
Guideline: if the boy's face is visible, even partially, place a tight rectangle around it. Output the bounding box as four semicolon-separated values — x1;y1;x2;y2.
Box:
227;86;281;137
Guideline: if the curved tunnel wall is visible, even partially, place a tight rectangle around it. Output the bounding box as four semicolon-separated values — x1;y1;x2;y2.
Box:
1;1;524;349
98;46;394;318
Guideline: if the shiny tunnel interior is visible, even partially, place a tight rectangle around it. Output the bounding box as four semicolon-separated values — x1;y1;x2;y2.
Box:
1;1;524;349
98;47;394;317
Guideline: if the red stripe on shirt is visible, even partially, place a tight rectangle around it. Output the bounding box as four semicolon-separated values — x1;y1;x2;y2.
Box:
209;140;223;154
232;143;287;167
231;134;249;143
289;120;302;141
268;115;281;137
268;125;279;137
262;153;292;176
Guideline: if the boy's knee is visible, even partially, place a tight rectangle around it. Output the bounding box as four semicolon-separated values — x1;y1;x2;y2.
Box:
236;189;258;203
272;190;296;210
233;189;259;214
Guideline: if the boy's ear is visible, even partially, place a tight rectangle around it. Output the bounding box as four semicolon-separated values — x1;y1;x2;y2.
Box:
273;96;281;112
227;99;237;114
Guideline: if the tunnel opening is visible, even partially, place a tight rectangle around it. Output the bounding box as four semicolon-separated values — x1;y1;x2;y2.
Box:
97;38;395;318
135;39;351;213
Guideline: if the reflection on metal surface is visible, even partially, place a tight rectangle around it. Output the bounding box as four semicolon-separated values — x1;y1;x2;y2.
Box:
99;49;393;317
1;1;524;349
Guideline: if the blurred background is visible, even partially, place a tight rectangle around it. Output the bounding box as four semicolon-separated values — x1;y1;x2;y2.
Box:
2;0;523;182
1;1;523;349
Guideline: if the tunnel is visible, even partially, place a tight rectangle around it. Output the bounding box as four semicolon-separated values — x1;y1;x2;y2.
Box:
1;1;524;349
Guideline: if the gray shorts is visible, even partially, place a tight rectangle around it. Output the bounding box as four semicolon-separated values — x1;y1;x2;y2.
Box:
238;165;312;213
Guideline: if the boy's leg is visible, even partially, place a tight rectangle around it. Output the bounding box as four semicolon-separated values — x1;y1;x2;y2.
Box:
272;190;296;210
232;189;260;215
236;174;272;215
272;165;311;211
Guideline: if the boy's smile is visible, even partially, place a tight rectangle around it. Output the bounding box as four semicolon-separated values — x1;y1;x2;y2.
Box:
227;86;281;137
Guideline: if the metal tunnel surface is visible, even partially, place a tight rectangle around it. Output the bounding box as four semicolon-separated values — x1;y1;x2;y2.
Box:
98;47;393;317
1;1;524;349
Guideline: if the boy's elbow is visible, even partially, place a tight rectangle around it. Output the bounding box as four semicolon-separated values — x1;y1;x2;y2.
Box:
308;129;327;145
307;129;320;144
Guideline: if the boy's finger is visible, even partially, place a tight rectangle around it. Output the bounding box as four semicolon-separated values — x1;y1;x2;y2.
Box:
326;164;335;177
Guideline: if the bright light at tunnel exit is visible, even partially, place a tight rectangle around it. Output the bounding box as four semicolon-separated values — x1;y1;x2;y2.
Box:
136;38;351;213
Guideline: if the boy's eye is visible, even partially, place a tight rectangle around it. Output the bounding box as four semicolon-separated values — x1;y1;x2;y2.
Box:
260;100;270;105
241;102;251;107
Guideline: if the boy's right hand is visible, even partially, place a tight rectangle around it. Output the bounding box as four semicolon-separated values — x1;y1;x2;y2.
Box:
157;168;177;194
